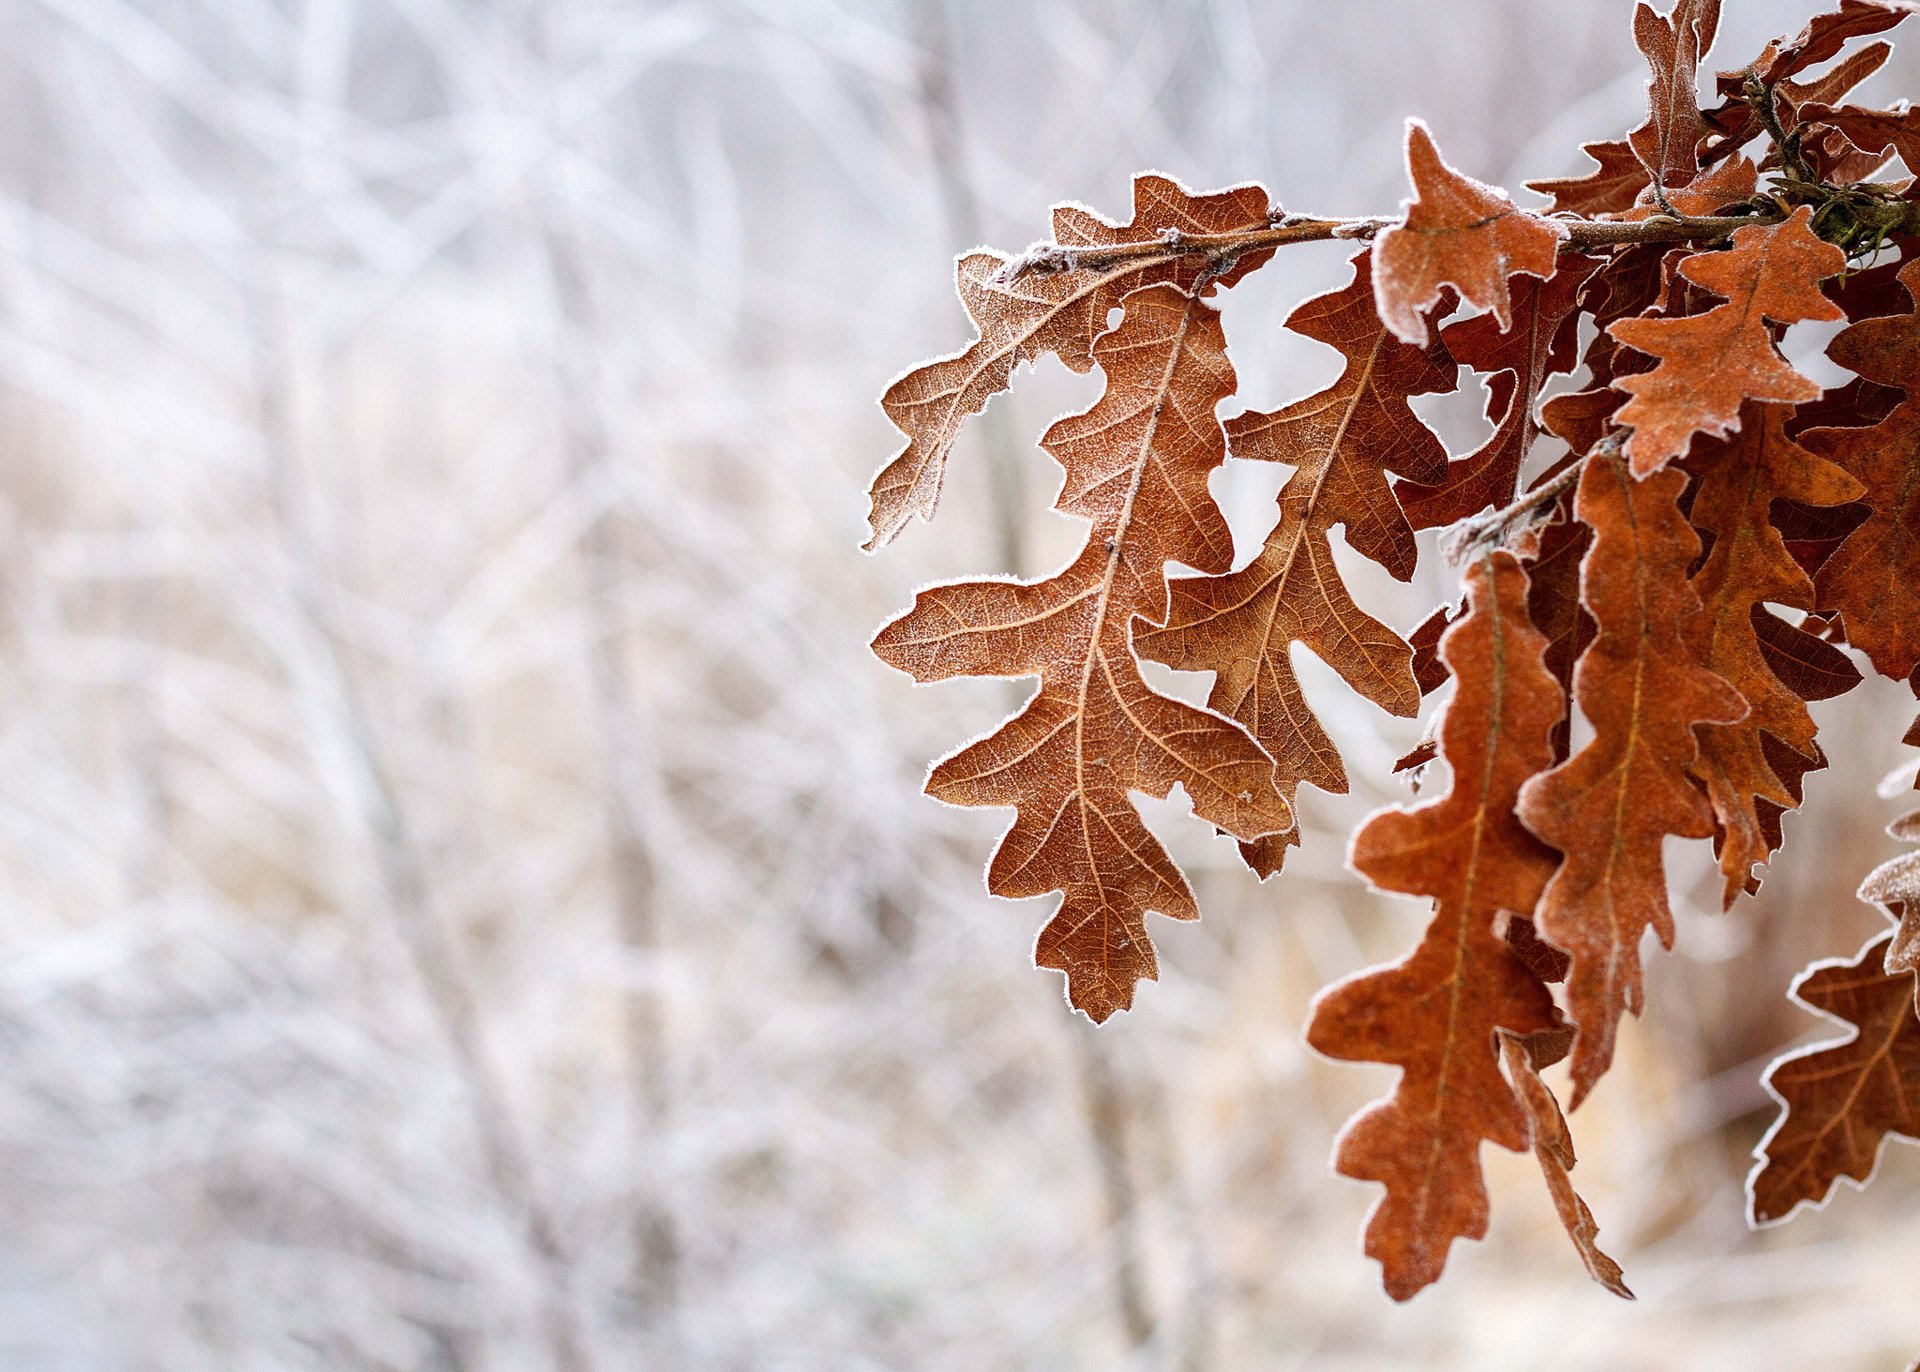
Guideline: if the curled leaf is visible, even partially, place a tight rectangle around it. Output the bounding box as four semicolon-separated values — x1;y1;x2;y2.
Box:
866;175;1275;549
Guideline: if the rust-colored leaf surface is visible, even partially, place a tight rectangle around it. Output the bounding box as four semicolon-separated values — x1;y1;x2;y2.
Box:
1497;1032;1634;1299
865;175;1274;549
1398;255;1600;530
1806;264;1920;680
1730;0;1914;89
1749;931;1920;1224
1608;207;1846;474
1374;120;1567;346
1139;252;1452;877
1629;0;1722;189
1517;458;1744;1104
1796;102;1920;175
1305;552;1562;1301
1686;404;1865;906
1527;140;1650;217
872;285;1292;1020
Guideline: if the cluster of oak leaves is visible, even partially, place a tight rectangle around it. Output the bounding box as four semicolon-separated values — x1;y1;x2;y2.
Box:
865;0;1920;1301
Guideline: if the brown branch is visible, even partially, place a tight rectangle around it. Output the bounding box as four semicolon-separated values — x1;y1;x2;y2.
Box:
994;196;1920;286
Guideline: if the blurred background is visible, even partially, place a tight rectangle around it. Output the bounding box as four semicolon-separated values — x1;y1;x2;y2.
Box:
0;0;1916;1367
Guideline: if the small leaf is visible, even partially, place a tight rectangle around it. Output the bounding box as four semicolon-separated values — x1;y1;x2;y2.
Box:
1373;120;1567;346
1749;931;1920;1224
1609;207;1846;474
865;176;1275;549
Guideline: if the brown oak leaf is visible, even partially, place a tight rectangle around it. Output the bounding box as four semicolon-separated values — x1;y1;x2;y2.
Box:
1749;931;1920;1224
1397;255;1600;530
1518;458;1744;1105
1523;495;1597;763
1707;20;1900;167
1139;252;1453;877
1795;102;1920;177
1686;404;1864;906
1609;207;1846;474
1497;1031;1635;1299
1373;120;1567;346
1805;259;1920;680
1527;140;1649;217
1306;552;1563;1301
1629;0;1722;190
865;175;1274;549
1725;0;1915;93
872;285;1292;1020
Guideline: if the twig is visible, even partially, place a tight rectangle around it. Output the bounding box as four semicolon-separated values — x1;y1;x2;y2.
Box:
992;193;1920;288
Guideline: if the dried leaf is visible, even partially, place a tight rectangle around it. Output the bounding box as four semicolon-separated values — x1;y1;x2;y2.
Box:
1861;810;1920;985
1397;255;1600;529
1686;404;1865;906
1806;259;1920;680
1609;207;1846;474
1374;120;1567;346
1139;252;1452;877
1629;0;1723;189
1306;552;1563;1300
865;175;1274;548
1497;1032;1635;1299
1527;140;1650;217
1518;458;1744;1104
1728;0;1916;91
1749;931;1920;1224
873;285;1292;1020
1523;501;1596;763
1796;102;1920;175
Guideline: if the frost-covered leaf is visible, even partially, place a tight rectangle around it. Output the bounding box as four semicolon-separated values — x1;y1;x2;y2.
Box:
1306;553;1563;1300
1609;207;1846;474
1373;121;1566;346
873;285;1292;1020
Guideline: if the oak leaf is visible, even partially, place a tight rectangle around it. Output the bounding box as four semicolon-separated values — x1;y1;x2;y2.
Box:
1139;252;1452;876
1397;255;1600;530
1306;552;1562;1300
1527;140;1649;217
1725;0;1915;92
865;175;1275;549
872;285;1292;1020
1608;207;1846;474
1629;0;1723;190
1795;101;1920;176
1497;1032;1634;1299
1373;120;1567;346
1749;931;1920;1223
1517;458;1745;1104
1805;259;1920;680
1685;404;1864;906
